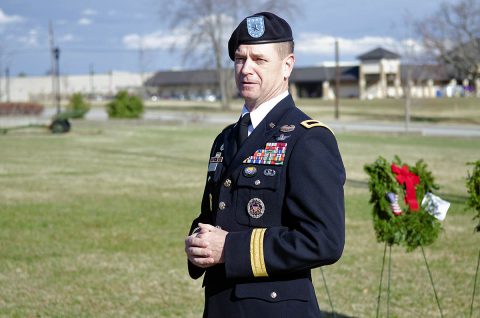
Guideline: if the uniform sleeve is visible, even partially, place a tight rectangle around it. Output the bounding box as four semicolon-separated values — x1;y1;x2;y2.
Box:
186;135;221;279
187;186;213;279
224;127;345;279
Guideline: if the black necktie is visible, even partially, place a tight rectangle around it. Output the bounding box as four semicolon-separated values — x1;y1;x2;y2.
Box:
237;113;251;146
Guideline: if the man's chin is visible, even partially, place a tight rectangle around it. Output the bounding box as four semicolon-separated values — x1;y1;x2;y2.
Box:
240;90;259;101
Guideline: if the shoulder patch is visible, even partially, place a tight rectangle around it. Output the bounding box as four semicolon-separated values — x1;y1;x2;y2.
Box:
300;120;335;135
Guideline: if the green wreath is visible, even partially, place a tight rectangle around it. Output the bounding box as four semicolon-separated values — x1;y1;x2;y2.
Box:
466;160;480;233
364;156;442;252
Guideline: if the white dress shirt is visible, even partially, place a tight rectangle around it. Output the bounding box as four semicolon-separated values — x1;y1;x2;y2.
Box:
240;90;290;136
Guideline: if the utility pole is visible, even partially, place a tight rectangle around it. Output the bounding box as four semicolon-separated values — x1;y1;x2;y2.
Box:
405;66;412;132
0;61;2;102
138;40;145;84
89;63;95;99
334;39;340;120
54;47;61;114
5;67;10;102
108;70;113;96
48;21;56;109
49;21;61;113
404;42;414;132
138;38;146;97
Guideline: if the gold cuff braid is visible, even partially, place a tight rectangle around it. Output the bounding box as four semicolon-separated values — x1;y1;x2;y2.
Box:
250;228;268;277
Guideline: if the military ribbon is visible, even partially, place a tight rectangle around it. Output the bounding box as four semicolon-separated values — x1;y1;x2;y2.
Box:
391;163;420;211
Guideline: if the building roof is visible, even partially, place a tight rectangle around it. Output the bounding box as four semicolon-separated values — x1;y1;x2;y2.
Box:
290;66;359;82
145;69;218;86
357;47;401;60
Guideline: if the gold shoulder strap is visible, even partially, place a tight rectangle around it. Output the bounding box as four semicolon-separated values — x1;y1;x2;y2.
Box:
300;120;335;135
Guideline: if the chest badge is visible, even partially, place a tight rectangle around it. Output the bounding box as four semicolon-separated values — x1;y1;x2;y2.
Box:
280;125;295;133
276;134;290;141
264;168;276;177
243;166;257;177
247;198;265;219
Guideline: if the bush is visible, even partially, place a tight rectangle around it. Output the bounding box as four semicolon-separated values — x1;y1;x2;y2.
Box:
66;93;90;118
0;102;44;115
106;91;144;119
466;160;480;232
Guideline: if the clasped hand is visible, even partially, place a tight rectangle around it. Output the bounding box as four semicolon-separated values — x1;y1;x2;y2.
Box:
185;223;228;268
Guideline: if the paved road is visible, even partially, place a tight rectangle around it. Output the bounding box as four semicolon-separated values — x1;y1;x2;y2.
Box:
328;121;480;137
1;108;479;138
143;110;480;137
141;110;480;138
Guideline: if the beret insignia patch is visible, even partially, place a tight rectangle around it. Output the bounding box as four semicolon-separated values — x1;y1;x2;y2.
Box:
247;16;265;38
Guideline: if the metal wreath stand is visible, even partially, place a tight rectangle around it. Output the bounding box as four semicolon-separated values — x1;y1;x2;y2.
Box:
319;267;337;318
375;243;444;318
470;248;480;318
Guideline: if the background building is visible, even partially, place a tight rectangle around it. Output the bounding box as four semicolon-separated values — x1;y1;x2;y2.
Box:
1;71;150;102
2;47;478;103
146;47;479;100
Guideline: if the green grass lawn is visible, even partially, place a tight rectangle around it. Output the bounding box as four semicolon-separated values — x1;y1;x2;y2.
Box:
137;97;480;125
0;121;479;317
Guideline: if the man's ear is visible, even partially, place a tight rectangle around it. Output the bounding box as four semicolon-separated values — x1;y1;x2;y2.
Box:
283;54;295;79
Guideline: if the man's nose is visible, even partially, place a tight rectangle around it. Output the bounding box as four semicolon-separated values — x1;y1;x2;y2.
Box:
241;58;254;75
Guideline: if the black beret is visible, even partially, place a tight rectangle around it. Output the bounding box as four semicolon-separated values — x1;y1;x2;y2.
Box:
228;12;293;61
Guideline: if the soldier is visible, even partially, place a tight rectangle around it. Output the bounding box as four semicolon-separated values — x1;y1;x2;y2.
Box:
185;12;345;318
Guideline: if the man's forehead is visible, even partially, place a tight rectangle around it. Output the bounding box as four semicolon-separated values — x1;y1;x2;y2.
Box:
235;43;277;55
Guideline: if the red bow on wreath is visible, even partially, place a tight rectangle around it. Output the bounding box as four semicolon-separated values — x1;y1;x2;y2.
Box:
391;163;420;211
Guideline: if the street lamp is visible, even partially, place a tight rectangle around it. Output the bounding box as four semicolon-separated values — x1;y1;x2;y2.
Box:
54;47;61;114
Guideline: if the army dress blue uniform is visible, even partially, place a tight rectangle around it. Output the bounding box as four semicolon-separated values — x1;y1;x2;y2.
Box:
187;94;346;318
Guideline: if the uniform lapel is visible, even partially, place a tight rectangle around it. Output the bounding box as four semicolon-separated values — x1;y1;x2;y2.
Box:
223;122;238;167
223;95;295;179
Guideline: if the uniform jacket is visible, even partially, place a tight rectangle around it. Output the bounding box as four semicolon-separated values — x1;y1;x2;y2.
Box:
188;95;345;318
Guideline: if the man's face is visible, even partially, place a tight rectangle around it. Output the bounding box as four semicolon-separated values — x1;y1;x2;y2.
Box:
234;43;293;109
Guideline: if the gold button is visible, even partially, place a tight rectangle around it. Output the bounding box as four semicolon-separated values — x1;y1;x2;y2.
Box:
270;291;277;299
219;202;226;210
255;179;261;186
224;179;232;187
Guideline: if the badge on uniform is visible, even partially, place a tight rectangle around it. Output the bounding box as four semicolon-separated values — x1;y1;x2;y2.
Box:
263;168;276;177
280;124;295;133
243;142;287;165
247;198;265;218
208;152;223;171
243;166;257;177
276;134;290;141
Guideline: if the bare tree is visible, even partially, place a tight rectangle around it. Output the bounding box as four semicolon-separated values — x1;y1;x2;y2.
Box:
388;13;431;131
159;0;300;109
415;0;480;92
